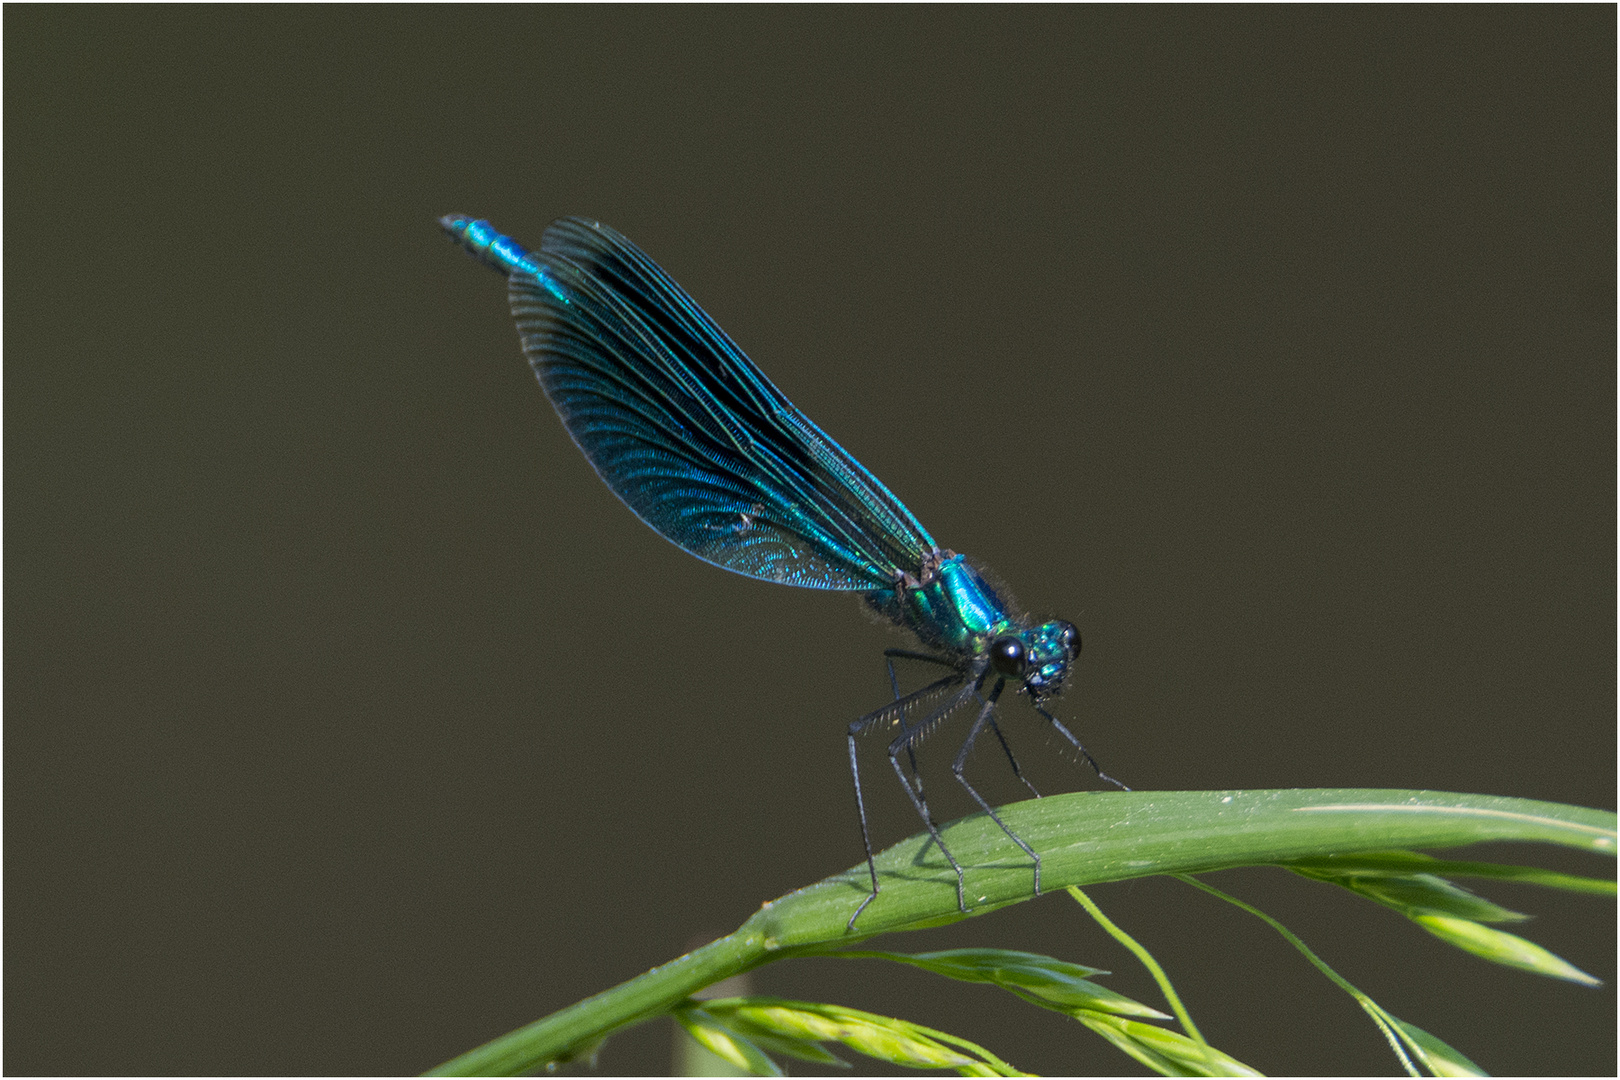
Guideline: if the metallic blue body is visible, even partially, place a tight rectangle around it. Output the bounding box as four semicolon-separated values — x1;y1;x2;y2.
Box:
868;554;1011;653
441;213;1111;926
439;214;1079;697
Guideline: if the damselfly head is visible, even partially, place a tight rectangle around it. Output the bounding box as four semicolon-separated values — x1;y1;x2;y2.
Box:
990;619;1079;697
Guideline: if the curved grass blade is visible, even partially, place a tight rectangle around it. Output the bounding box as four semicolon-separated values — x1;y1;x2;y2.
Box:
751;789;1615;946
426;789;1613;1076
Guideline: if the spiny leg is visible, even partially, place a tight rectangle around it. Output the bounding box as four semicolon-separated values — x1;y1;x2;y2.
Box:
1035;703;1130;791
984;722;1036;799
885;680;981;914
846;671;963;930
885;652;948;820
853;671;963;741
987;716;1040;798
951;679;1044;894
967;685;1040;800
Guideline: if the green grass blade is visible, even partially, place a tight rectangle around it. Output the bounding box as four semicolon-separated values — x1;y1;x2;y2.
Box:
426;789;1613;1075
1278;851;1617;895
749;790;1614;946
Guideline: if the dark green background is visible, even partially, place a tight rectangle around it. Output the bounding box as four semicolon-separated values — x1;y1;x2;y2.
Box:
7;7;1613;1076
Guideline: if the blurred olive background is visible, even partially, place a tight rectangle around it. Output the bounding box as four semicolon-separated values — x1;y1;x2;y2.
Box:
7;7;1613;1076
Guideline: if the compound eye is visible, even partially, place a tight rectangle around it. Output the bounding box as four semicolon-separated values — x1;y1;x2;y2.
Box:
990;636;1029;678
1056;620;1081;657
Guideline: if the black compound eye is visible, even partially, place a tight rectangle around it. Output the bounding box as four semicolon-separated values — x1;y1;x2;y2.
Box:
989;636;1029;678
1057;620;1081;657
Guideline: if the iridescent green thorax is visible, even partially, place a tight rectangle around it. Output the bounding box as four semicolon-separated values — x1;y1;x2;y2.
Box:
866;552;1078;698
866;552;1013;654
